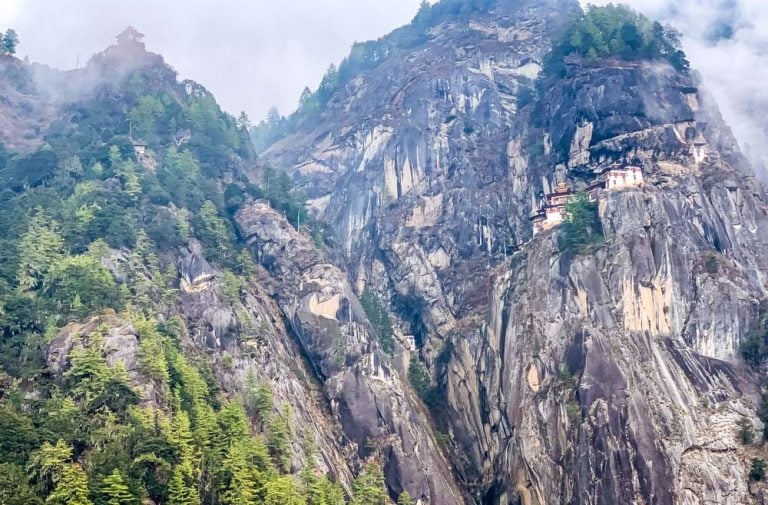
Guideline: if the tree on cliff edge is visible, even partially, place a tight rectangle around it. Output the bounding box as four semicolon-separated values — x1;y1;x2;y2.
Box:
1;29;18;55
559;192;602;254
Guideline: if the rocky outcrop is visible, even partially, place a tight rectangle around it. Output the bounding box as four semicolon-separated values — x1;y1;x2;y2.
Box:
445;170;768;503
44;245;359;491
236;201;465;504
178;241;217;293
173;242;357;487
258;1;768;503
45;314;158;403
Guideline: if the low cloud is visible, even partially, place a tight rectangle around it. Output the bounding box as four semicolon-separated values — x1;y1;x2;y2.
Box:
0;0;424;120
2;1;765;174
584;0;768;175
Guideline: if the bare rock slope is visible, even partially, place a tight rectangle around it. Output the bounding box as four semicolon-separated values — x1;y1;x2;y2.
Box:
236;202;465;503
260;0;768;503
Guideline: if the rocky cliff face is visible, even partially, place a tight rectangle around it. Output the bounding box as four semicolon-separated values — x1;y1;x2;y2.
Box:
441;55;768;504
445;149;768;504
266;0;578;255
259;1;768;503
12;2;768;503
43;241;358;489
235;202;464;503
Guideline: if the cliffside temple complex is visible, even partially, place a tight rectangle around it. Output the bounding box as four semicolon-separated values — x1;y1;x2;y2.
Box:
531;182;573;235
606;165;644;189
532;166;644;236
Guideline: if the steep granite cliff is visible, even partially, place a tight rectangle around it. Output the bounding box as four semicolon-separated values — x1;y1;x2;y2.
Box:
259;1;768;503
236;202;465;503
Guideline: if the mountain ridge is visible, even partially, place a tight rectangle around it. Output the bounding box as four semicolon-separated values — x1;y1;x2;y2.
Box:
0;2;768;504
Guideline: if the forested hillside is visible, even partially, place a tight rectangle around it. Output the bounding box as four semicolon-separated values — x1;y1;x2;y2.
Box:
0;29;398;505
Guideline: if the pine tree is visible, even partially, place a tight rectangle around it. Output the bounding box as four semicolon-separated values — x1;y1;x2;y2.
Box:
64;334;110;402
221;440;271;505
360;288;395;354
351;462;387;505
234;249;256;278
0;463;42;505
27;440;73;494
264;476;306;505
267;405;292;470
220;271;243;305
135;318;170;383
17;208;65;292
297;88;315;115
160;148;200;208
170;410;197;475
168;404;203;503
169;352;212;428
215;402;250;451
236;111;252;131
192;403;218;451
129;95;164;139
316;64;339;105
300;433;324;505
242;370;259;417
71;294;84;316
167;467;199;505
177;208;191;241
397;490;414;505
62;155;84;176
196;201;233;263
108;145;122;169
2;29;19;56
408;359;433;404
47;463;93;505
45;253;124;318
116;160;142;202
100;469;135;505
255;381;274;420
319;477;346;505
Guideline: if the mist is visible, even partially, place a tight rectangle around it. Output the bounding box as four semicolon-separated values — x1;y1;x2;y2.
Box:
2;1;765;173
584;0;768;174
0;0;425;120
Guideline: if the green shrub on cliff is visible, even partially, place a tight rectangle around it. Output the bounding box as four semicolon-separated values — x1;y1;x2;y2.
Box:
738;417;755;445
547;4;689;75
360;288;395;355
558;192;603;254
741;312;768;368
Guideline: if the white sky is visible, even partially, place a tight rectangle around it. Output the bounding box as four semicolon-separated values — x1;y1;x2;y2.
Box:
0;0;765;169
585;0;768;171
0;0;425;120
